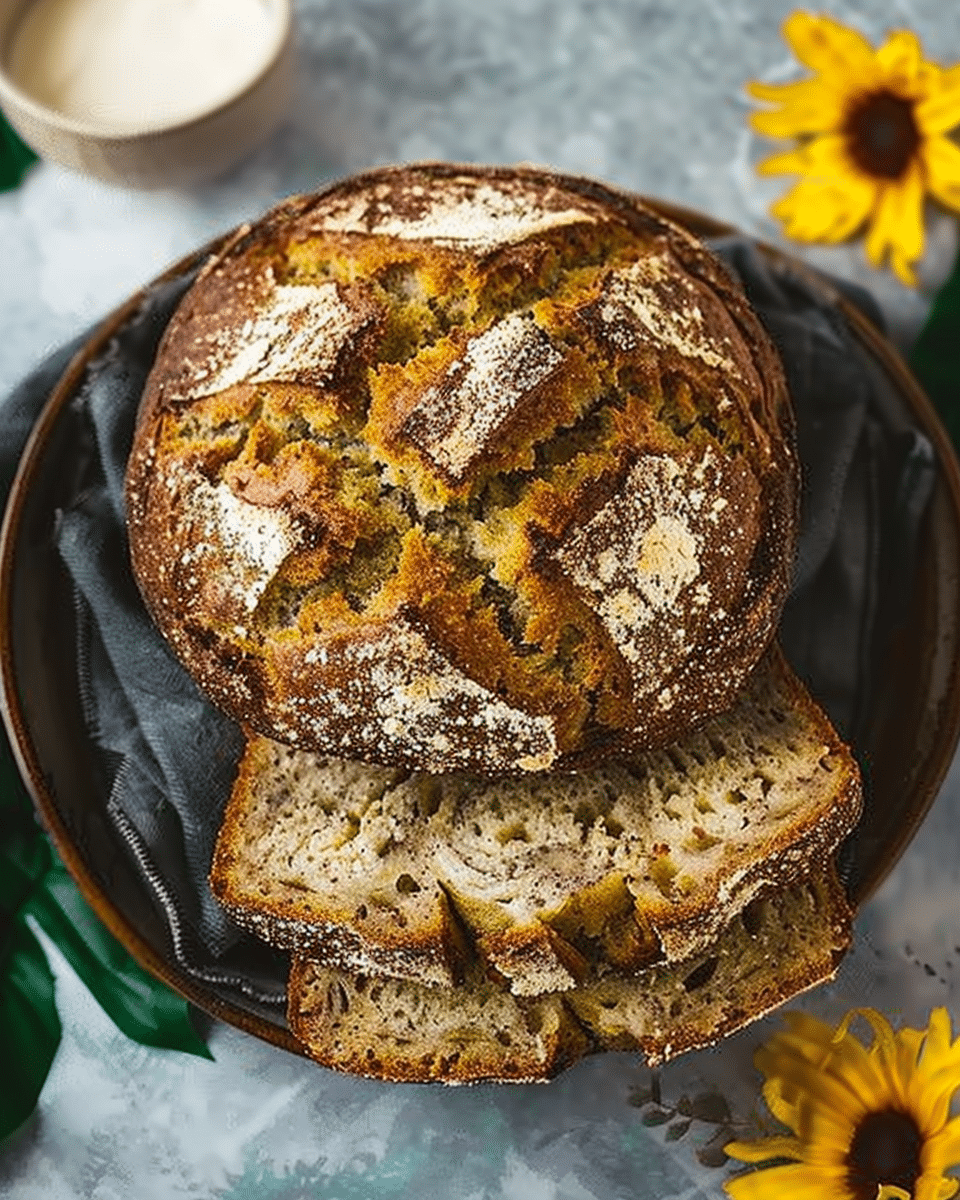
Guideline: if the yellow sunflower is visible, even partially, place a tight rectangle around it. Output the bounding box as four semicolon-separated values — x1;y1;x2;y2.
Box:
723;1007;960;1200
747;12;960;286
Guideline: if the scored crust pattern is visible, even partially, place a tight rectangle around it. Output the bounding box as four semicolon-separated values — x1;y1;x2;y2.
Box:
126;164;798;773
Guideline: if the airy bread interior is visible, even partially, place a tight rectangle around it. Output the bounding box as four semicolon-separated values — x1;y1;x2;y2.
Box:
211;646;861;995
286;864;852;1084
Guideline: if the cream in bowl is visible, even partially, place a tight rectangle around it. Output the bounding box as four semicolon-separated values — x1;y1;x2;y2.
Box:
0;0;293;187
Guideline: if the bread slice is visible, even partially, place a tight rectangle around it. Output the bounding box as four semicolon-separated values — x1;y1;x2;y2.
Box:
287;864;852;1083
289;959;592;1085
211;646;861;994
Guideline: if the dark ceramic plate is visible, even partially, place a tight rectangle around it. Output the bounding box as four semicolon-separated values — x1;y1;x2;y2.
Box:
4;202;960;1055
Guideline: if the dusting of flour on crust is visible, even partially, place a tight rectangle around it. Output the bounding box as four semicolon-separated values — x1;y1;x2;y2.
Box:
169;461;300;614
276;616;559;774
598;256;742;375
190;281;368;397
403;313;565;482
316;180;598;250
553;454;708;672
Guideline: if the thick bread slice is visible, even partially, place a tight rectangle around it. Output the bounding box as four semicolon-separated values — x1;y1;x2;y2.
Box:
287;865;852;1084
212;757;472;989
289;960;593;1085
211;646;862;994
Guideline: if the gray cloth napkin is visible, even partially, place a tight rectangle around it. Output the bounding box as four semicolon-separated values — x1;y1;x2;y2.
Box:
712;240;936;746
51;275;287;1004
1;239;935;1005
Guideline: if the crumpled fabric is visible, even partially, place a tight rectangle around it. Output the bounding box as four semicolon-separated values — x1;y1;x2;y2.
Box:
0;237;935;1004
712;239;935;744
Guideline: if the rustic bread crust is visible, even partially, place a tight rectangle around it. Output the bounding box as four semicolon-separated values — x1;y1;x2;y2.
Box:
210;646;861;995
286;864;852;1084
126;163;798;774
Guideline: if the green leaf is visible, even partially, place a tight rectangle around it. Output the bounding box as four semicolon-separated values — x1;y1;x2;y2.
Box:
25;861;213;1060
910;249;960;449
0;114;37;192
0;775;51;918
665;1119;692;1142
690;1092;732;1124
0;741;37;825
696;1126;734;1169
626;1084;653;1108
0;918;61;1141
1;729;212;1136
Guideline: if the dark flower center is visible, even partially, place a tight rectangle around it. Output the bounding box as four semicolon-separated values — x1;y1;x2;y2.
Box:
846;1108;923;1200
844;90;921;179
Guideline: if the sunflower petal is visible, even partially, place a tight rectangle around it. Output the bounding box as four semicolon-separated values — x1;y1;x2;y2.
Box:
921;1008;958;1065
931;1003;960;1060
723;1162;849;1200
724;1136;804;1164
799;1100;857;1163
875;29;923;90
782;1011;842;1047
755;1046;869;1127
756;147;810;177
770;176;876;244
747;79;829;103
914;1171;960;1200
770;1030;838;1072
756;131;854;177
908;1053;960;1137
745;1009;960;1200
781;11;881;88
890;242;922;289
892;1028;927;1108
897;1027;926;1060
761;1078;800;1131
864;161;925;285
747;77;847;138
838;1008;897;1046
913;1085;954;1142
915;64;960;134
923;135;960;213
784;1015;894;1095
768;1029;893;1117
922;1113;960;1172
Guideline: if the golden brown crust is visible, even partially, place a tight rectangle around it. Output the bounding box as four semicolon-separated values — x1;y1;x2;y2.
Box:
127;163;798;774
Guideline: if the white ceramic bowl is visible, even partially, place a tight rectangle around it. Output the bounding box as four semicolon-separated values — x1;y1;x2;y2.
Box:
0;0;293;188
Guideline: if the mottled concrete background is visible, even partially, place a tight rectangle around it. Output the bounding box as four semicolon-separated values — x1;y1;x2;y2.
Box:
3;2;960;1197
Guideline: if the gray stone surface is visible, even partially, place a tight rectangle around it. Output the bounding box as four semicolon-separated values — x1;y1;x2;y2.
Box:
2;1;960;1197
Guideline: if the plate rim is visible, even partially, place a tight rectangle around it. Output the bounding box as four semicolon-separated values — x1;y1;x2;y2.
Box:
3;198;960;1056
0;238;302;1055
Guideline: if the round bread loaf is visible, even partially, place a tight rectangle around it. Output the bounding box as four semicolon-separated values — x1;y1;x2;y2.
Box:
126;163;798;774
